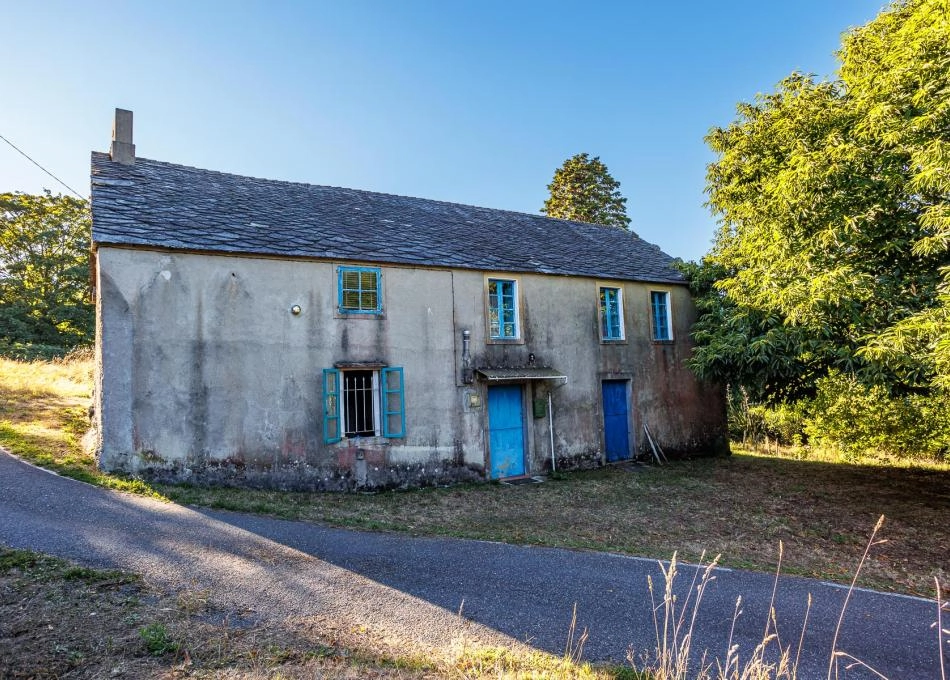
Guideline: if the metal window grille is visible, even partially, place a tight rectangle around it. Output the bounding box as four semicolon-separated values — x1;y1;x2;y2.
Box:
342;370;379;436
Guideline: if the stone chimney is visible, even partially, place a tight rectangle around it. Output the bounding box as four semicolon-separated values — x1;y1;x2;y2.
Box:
110;108;135;165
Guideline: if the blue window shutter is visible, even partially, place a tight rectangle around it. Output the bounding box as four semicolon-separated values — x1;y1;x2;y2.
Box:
323;368;341;443
381;367;406;438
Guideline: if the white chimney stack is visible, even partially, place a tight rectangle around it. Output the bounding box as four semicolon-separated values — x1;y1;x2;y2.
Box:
110;108;135;165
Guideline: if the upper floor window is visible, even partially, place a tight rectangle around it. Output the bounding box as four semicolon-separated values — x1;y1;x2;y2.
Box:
599;286;624;340
488;278;519;339
650;291;672;341
338;266;381;314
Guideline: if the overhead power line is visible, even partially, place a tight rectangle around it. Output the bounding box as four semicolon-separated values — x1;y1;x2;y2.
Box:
0;131;86;200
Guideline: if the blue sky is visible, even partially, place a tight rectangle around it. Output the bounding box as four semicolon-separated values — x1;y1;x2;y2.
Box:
1;0;882;262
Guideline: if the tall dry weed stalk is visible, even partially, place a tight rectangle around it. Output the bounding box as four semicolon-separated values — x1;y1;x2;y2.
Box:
564;602;590;665
630;515;946;680
631;546;803;679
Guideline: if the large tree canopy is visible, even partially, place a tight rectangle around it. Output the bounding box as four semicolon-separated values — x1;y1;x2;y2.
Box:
541;153;632;230
690;0;950;403
0;191;93;353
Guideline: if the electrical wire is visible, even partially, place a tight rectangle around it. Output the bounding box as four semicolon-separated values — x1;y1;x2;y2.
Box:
0;131;86;200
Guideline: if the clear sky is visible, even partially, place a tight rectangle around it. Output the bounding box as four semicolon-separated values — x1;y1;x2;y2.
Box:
1;0;883;262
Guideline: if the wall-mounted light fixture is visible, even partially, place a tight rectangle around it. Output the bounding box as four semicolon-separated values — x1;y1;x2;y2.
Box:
290;304;302;315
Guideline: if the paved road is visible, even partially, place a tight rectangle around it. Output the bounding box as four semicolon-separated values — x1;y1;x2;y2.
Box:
0;450;942;679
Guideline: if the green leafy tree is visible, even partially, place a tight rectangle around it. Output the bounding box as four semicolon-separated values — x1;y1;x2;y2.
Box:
0;191;93;353
841;0;950;389
690;0;950;405
541;153;632;230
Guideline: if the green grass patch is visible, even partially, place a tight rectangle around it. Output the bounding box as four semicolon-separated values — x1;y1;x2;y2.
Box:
138;622;180;656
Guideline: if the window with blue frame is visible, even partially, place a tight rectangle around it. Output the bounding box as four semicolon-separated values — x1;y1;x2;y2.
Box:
650;291;672;341
323;367;405;443
488;278;519;339
599;286;624;340
338;266;382;314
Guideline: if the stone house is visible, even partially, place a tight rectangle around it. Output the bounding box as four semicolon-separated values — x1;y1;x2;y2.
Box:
90;109;727;490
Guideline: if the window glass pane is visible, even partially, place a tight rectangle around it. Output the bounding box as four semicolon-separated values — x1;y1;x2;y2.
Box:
488;279;518;338
600;287;623;339
340;267;381;313
651;291;670;341
342;270;359;289
342;290;360;309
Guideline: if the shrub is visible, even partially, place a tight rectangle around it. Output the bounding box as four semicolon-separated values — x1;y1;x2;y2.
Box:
727;387;808;447
0;339;73;361
806;372;950;460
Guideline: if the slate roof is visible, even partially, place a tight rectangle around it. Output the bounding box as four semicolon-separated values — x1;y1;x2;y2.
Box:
90;151;684;284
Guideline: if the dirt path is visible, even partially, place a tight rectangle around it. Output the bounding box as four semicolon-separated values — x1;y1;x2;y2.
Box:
0;450;943;679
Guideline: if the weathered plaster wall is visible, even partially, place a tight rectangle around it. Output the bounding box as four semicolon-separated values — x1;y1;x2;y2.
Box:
457;271;728;472
95;247;726;490
95;247;479;489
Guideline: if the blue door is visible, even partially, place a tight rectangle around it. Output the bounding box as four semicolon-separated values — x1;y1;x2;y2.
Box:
602;380;631;462
487;385;526;478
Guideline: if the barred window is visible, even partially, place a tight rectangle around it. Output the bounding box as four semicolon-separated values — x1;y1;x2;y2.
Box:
323;367;405;443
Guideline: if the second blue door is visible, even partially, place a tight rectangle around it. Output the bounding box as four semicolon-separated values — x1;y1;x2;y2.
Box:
488;384;526;478
602;380;631;462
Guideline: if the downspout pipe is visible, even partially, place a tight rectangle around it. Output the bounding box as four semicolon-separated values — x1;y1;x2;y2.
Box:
461;329;473;384
547;377;568;474
548;391;555;473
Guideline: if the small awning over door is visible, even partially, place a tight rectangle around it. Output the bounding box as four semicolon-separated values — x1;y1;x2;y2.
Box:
475;367;567;382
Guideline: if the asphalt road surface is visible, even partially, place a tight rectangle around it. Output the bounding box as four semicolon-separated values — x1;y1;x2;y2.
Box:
0;450;943;679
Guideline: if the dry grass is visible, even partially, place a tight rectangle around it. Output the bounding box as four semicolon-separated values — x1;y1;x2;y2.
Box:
0;547;633;679
0;352;160;496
